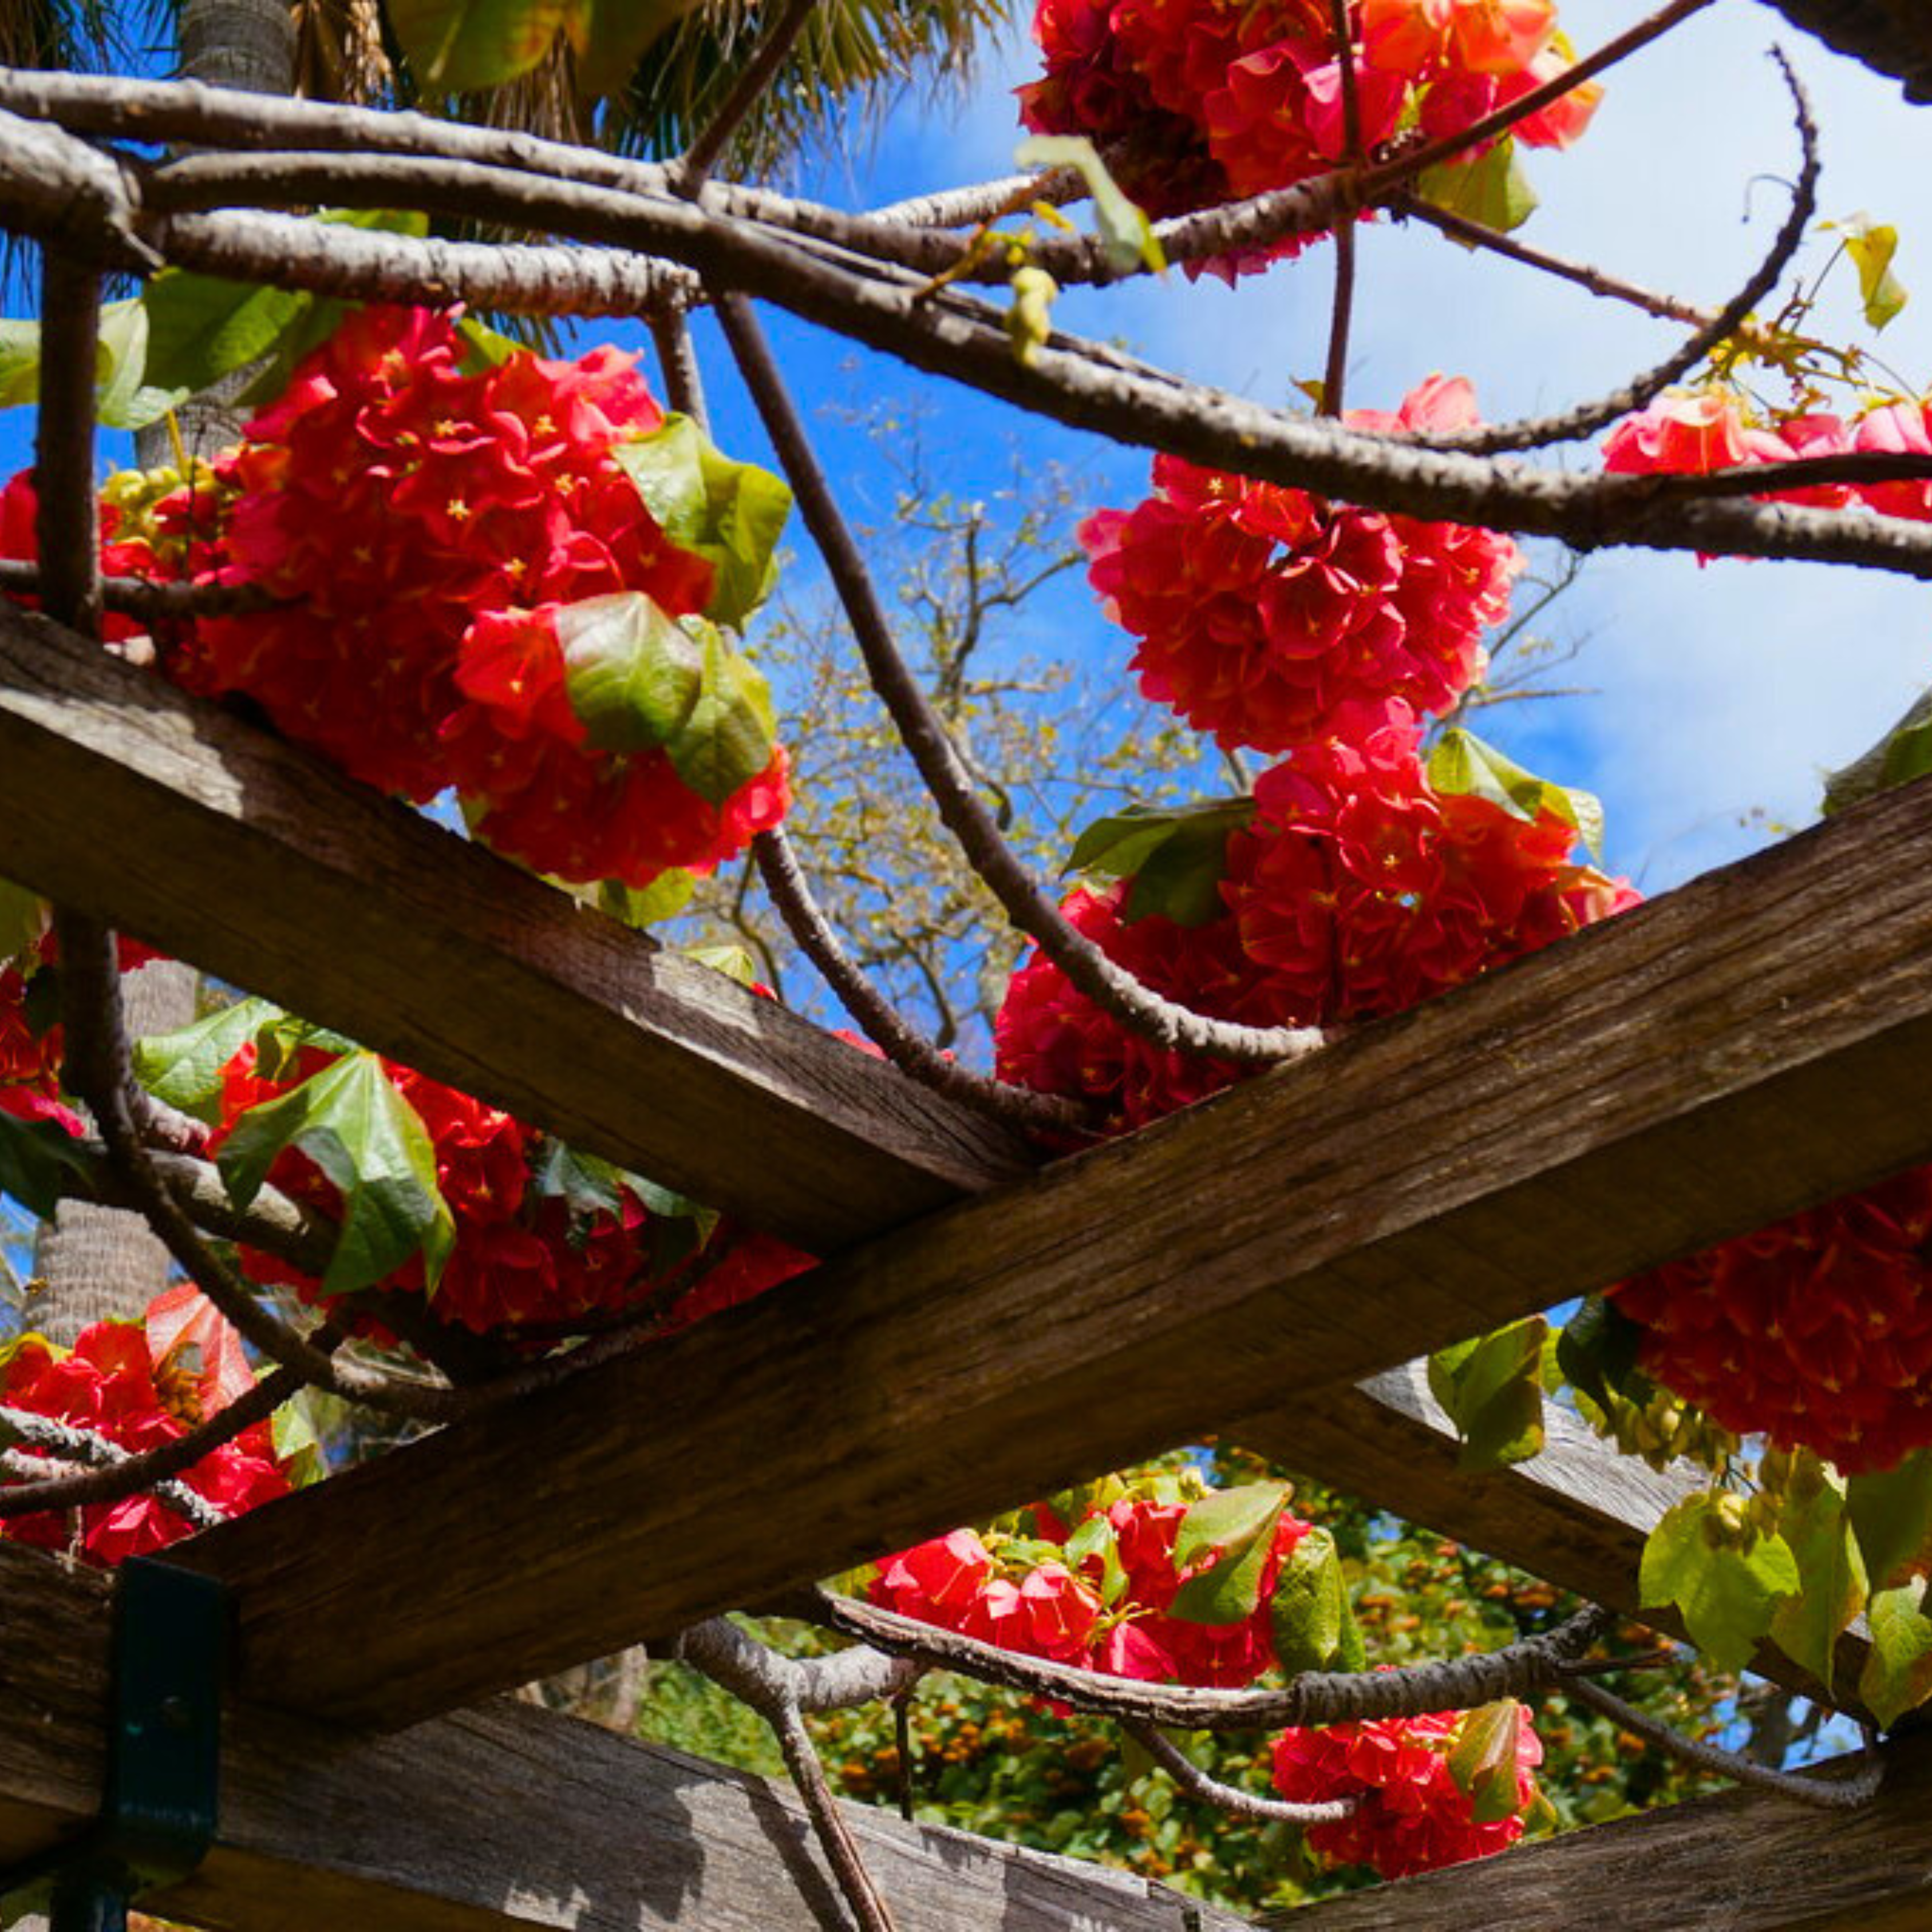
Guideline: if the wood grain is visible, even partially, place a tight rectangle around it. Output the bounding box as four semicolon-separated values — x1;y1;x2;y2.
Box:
0;1547;1246;1932
173;763;1932;1726
1232;1366;1873;1710
1288;1735;1932;1931
0;605;1031;1252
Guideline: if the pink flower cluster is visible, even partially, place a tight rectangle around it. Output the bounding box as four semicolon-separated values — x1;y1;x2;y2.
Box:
1610;1167;1932;1476
1603;390;1932;523
998;700;1636;1132
1273;1700;1543;1878
1082;378;1522;751
871;1493;1310;1685
1018;0;1599;279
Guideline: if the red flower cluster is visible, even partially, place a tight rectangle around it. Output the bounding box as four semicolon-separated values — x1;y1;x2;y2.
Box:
870;1494;1310;1686
1602;391;1932;523
1609;1168;1932;1475
1;922;159;1125
1;1290;290;1567
1271;1700;1542;1878
207;1040;812;1341
1018;0;1598;279
1083;378;1522;751
146;305;789;888
997;702;1637;1131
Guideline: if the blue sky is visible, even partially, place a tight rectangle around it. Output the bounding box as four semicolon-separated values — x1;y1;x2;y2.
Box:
698;0;1932;893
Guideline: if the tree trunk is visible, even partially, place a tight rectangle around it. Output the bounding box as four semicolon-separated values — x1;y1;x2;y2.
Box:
30;0;297;1348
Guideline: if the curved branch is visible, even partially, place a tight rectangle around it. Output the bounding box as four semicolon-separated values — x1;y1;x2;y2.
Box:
754;830;1092;1132
1402;49;1818;458
1564;1678;1885;1810
716;292;1327;1069
818;1594;1614;1732
1124;1720;1360;1825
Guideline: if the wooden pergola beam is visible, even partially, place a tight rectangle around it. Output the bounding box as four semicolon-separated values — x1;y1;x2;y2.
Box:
0;606;1032;1253
168;749;1932;1728
1289;1734;1931;1931
0;1547;1243;1932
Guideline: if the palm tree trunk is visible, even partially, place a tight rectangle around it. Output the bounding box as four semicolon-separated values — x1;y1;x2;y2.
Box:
31;0;297;1350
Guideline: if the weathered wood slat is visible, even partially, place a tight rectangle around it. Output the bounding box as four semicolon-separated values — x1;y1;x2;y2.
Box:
1289;1735;1931;1932
0;1547;1242;1932
0;605;1032;1252
1233;1367;1874;1709
173;762;1932;1727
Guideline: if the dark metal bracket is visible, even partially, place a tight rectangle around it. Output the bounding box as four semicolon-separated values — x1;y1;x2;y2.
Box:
1;1557;226;1932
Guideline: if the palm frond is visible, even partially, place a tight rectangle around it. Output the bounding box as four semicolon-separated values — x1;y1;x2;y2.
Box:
607;0;1017;177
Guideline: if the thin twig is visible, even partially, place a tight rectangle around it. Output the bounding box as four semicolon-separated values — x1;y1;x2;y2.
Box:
2;1408;232;1531
754;829;1091;1132
0;1337;330;1522
1392;193;1711;327
647;303;709;424
1320;0;1361;417
1564;1678;1885;1810
1400;50;1818;457
0;559;281;617
1125;1720;1360;1825
677;0;820;189
715;290;1328;1069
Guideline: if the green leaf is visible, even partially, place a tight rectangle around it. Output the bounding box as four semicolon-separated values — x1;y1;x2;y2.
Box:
132;997;282;1125
1768;1452;1866;1697
1847;1449;1932;1591
597;868;697;927
531;1139;629;1218
557;591;706;754
387;0;571;89
1014;134;1166;274
270;1388;329;1488
1822;689;1932;817
1858;1577;1932;1726
663;620;779;806
1168;1483;1289;1626
144;210;430;403
1268;1526;1365;1676
1427;728;1605;861
1415;137;1539;237
0;879;44;965
1065;798;1255;929
1839;213;1910;331
613;414;793;630
215;1051;454;1297
570;0;706;93
0;302;188;430
1447;1700;1528;1824
684;942;761;988
0;1109;93;1218
1428;1317;1548;1471
1064;1512;1130;1607
1555;1295;1648;1413
1639;1491;1800;1674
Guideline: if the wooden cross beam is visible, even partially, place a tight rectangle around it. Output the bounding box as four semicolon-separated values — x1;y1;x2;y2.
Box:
0;1547;1244;1932
159;700;1932;1726
2;603;1919;1726
0;603;1032;1253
